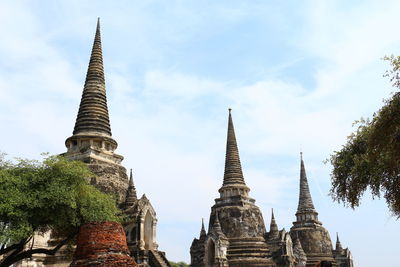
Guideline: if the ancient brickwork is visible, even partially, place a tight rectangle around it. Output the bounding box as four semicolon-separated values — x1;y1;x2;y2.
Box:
70;222;137;267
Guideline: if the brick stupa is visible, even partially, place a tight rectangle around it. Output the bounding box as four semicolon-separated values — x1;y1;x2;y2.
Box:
70;222;137;267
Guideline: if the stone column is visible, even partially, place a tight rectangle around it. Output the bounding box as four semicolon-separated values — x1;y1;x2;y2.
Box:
152;218;158;249
139;216;145;250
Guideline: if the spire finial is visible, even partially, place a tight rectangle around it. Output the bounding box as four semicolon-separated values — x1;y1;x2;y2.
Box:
296;153;319;224
336;232;341;244
72;18;111;136
125;168;137;205
96;17;100;32
129;169;134;186
336;232;343;251
269;208;279;239
199;218;206;238
222;109;246;186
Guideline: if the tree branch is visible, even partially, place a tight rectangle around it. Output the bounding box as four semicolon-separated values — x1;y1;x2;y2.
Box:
0;231;77;267
0;236;31;256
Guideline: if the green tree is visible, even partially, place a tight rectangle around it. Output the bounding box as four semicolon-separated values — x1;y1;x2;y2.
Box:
169;261;189;267
327;55;400;218
0;154;121;267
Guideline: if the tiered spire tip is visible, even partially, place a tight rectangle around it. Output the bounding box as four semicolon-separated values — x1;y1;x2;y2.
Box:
125;168;137;205
213;212;222;230
73;18;112;136
297;152;316;213
200;218;206;238
269;208;279;239
336;232;343;251
222;109;246;186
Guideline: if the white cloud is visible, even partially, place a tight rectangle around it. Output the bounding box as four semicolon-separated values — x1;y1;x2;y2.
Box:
2;1;400;265
144;70;225;98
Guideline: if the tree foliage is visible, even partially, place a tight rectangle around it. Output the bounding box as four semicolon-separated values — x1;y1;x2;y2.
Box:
327;55;400;218
0;154;121;266
169;261;189;267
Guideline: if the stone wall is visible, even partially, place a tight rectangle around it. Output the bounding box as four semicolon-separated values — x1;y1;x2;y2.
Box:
87;159;129;203
211;203;266;238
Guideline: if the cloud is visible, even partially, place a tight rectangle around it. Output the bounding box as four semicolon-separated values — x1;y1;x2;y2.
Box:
2;1;400;265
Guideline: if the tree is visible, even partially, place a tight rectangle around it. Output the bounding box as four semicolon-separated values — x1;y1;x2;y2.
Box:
169;261;189;267
327;55;400;218
0;154;121;267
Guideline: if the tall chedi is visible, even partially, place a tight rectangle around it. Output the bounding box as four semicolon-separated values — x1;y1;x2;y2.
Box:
64;18;128;202
15;19;134;267
290;153;336;267
209;109;271;266
191;110;295;267
64;19;170;267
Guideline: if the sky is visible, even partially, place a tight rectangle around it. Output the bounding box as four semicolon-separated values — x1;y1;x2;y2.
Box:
0;0;399;266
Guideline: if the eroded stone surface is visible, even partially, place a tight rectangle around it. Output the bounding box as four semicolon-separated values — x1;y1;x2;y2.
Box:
211;204;266;239
291;226;333;255
88;159;129;203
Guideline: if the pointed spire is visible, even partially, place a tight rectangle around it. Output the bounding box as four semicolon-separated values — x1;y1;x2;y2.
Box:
222;109;246;186
129;169;134;187
199;218;206;239
212;211;223;234
294;152;320;225
209;211;227;240
269;208;279;240
125;169;137;206
336;232;343;252
297;152;316;213
293;233;307;262
73;18;112;136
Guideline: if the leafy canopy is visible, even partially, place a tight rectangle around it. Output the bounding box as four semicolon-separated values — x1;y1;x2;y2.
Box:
0;153;121;245
169;261;189;267
327;55;400;218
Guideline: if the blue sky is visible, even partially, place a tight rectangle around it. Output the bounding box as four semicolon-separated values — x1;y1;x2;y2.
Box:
1;1;400;266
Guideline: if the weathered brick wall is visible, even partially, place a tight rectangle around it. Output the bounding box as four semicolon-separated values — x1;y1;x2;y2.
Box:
71;221;137;267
